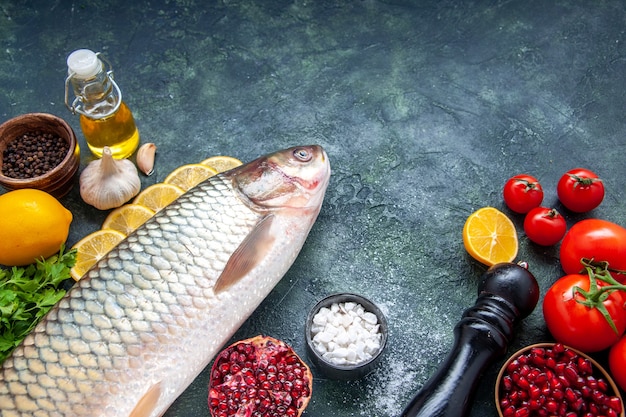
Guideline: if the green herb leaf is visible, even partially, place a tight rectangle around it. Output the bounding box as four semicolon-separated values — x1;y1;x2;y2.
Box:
0;245;76;364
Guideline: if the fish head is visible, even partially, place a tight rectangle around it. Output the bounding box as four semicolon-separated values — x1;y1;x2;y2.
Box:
227;145;331;213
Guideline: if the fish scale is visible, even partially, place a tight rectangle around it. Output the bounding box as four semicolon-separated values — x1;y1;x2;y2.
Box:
0;146;330;417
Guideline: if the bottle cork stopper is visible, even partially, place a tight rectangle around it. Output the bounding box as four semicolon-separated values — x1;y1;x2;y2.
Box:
67;49;101;78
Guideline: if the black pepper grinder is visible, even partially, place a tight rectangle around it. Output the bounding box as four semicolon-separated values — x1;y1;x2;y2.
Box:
400;262;540;417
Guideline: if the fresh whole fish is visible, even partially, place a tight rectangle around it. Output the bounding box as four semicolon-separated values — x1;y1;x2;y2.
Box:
0;145;331;417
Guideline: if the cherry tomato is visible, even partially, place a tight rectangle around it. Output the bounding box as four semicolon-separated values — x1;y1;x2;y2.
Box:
523;207;567;246
502;174;543;214
609;335;626;392
543;273;626;352
560;219;626;283
556;168;604;212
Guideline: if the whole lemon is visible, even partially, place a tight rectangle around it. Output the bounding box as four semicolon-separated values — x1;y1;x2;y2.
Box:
0;189;73;266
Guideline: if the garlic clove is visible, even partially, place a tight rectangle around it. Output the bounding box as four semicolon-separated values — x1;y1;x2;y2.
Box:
137;142;157;176
80;146;141;210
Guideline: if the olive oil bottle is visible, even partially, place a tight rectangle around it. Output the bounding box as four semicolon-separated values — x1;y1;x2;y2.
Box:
65;49;139;159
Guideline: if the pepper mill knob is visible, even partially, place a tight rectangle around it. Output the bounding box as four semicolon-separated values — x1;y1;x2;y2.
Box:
400;262;540;417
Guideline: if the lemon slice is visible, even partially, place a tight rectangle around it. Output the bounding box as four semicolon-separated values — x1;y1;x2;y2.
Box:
163;164;218;191
462;207;518;266
133;183;184;213
200;155;243;173
101;204;155;236
70;229;126;281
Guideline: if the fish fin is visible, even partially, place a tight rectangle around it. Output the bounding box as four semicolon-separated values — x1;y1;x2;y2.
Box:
129;382;161;417
214;214;276;294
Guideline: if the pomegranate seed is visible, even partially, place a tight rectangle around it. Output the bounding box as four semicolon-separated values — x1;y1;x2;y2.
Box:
564;365;579;382
587;376;599;390
592;389;607;404
579;357;593;374
503;375;514;391
558;375;571;388
502;404;516;416
608;396;623;413
544;400;558;413
530;347;545;356
528;398;543;410
597;379;609;392
551;377;563;392
572;397;585;411
514;407;530;417
517;376;531;390
564;387;577;403
528;385;541;400
533;372;548;386
531;355;546;368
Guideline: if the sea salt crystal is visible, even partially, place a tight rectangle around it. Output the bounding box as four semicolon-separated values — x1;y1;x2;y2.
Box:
310;301;382;366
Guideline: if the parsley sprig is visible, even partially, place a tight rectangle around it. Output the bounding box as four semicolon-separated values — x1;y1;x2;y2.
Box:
0;246;76;363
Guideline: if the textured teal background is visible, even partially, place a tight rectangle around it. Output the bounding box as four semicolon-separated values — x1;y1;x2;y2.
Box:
1;1;625;416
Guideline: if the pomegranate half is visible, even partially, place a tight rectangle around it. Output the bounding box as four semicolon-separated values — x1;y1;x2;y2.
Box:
208;335;313;417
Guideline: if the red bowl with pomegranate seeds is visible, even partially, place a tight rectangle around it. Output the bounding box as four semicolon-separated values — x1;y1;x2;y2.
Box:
495;343;624;417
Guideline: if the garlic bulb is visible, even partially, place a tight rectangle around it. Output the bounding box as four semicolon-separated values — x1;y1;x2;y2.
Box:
80;146;141;210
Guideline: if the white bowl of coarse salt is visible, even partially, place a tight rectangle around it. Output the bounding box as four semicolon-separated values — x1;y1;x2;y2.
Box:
305;293;388;380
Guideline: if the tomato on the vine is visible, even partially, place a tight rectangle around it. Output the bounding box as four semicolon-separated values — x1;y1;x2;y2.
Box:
543;269;626;353
560;219;626;283
523;207;567;246
609;336;626;392
502;174;543;214
557;168;604;212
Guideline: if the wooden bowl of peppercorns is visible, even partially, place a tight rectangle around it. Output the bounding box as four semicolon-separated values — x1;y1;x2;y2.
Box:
0;113;79;198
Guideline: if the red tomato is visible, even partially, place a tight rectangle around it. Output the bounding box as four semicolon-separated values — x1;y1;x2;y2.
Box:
523;207;567;246
609;335;626;392
556;168;604;212
543;273;626;352
559;219;626;283
502;174;543;214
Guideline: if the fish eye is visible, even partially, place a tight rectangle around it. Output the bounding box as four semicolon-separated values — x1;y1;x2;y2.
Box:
293;148;312;162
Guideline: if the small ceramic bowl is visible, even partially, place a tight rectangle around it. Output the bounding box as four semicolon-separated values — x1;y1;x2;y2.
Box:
0;113;80;198
495;343;625;417
305;293;388;380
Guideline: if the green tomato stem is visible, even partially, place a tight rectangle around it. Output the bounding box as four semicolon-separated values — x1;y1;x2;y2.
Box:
568;173;602;188
572;260;626;335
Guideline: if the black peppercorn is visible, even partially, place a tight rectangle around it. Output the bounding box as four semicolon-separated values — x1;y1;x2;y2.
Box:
2;131;69;179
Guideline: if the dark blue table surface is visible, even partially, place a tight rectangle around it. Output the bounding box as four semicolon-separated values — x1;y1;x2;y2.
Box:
1;1;625;416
